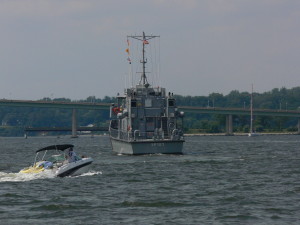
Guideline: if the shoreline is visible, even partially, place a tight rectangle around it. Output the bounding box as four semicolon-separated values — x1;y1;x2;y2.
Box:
184;132;299;136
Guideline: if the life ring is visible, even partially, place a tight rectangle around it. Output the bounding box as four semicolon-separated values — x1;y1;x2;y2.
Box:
112;107;121;114
168;122;175;130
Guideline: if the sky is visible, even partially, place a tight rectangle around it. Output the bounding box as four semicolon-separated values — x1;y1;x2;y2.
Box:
0;0;299;100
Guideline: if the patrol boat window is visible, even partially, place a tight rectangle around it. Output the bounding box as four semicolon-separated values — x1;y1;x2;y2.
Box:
168;99;175;107
131;100;137;107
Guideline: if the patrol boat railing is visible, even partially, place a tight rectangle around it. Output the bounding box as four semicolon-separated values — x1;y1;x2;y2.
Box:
109;127;184;142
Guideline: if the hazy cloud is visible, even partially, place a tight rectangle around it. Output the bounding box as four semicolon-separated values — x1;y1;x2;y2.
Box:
0;0;299;99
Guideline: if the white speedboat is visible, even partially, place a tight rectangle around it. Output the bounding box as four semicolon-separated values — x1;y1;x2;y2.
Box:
56;157;93;177
20;144;93;177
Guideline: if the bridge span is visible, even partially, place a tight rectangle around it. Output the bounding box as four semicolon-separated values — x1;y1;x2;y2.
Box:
180;106;300;135
1;99;300;136
179;106;300;117
0;99;110;110
1;99;300;117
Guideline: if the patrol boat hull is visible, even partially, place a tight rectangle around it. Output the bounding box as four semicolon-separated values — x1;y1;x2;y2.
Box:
111;138;184;155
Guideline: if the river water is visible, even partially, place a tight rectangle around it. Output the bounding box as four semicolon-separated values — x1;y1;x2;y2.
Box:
0;135;299;224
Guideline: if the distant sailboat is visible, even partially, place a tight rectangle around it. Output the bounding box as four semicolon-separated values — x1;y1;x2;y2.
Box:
248;84;259;137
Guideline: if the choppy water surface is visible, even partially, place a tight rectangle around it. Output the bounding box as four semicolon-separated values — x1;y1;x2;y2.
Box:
0;135;300;224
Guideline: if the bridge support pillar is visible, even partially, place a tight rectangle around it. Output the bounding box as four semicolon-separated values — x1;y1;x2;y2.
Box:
297;118;300;135
226;114;233;135
71;109;78;138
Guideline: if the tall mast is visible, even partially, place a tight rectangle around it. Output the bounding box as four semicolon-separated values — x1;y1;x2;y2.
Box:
127;32;159;86
250;84;253;133
141;32;146;85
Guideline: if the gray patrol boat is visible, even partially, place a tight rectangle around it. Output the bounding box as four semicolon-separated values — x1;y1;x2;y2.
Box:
109;32;185;155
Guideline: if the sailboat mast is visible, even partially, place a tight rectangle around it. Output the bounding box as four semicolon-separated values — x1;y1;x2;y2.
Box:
250;84;253;133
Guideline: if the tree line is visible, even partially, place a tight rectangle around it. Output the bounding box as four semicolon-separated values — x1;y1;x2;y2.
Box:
1;87;300;136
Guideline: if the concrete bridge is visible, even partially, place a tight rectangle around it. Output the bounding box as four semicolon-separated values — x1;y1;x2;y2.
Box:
1;99;300;136
24;126;109;132
0;99;110;137
180;106;300;135
0;99;110;110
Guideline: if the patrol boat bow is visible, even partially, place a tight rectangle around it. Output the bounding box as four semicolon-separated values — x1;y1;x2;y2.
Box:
109;32;185;155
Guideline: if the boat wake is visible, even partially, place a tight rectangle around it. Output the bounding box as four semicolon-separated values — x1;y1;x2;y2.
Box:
0;169;101;182
0;170;56;182
76;170;102;177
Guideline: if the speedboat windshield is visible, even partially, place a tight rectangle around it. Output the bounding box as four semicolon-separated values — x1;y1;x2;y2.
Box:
47;154;66;163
